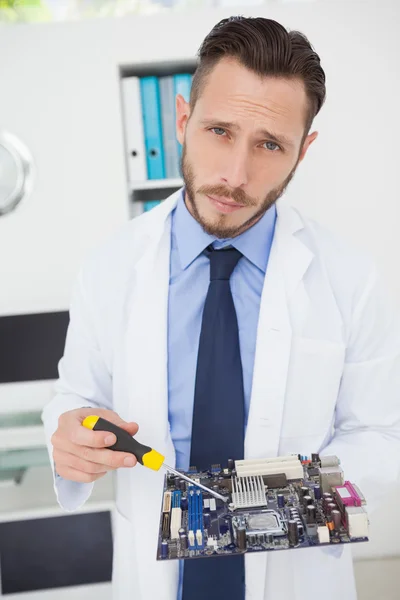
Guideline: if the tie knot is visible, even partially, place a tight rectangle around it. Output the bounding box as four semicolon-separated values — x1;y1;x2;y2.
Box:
206;246;243;281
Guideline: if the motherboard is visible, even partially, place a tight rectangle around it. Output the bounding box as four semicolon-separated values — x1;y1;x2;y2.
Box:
156;453;369;560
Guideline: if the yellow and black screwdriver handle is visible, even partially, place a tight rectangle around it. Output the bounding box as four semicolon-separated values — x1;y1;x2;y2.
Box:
82;416;165;471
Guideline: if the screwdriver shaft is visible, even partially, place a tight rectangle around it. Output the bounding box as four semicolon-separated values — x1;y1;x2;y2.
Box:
163;463;228;503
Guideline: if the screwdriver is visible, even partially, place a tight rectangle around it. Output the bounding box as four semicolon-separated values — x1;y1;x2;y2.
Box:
82;415;228;503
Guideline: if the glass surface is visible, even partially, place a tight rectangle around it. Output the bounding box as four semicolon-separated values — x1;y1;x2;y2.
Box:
0;412;43;429
0;448;49;472
0;412;48;478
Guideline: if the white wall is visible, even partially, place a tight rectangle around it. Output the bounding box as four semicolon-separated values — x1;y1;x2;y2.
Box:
0;0;399;567
1;0;399;315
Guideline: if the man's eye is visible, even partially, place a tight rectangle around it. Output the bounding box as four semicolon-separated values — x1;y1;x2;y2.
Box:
211;127;226;136
264;141;281;152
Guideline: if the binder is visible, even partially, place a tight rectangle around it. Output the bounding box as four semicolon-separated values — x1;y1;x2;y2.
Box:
140;76;165;180
143;200;162;212
121;76;147;182
173;74;193;163
160;75;180;179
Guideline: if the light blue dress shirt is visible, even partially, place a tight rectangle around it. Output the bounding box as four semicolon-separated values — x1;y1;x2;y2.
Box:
168;189;276;599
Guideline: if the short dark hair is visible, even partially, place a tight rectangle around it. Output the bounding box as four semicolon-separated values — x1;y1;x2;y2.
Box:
190;16;326;136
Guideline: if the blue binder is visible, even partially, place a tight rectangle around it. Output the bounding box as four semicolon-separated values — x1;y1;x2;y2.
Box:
140;76;165;180
173;74;193;163
160;75;180;179
143;200;162;212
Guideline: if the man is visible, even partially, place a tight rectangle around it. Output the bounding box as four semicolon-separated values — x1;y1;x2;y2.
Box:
42;15;400;600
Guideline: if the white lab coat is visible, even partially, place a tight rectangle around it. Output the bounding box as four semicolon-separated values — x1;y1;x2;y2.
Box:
42;187;400;600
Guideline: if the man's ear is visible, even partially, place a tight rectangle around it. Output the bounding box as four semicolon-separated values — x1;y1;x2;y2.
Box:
176;94;191;145
298;130;318;163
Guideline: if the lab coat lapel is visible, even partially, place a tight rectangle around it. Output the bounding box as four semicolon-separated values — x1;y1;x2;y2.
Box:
244;201;314;600
125;194;179;448
246;201;313;457
123;191;180;599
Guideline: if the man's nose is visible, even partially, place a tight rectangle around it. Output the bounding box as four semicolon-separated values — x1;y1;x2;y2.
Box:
219;144;250;190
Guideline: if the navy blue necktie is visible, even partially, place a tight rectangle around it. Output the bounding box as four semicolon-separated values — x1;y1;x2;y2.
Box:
182;246;245;600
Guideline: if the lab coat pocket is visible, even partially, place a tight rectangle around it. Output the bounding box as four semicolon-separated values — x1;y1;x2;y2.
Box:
280;336;346;438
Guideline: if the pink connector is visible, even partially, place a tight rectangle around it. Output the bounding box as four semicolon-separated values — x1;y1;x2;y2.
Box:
333;481;362;508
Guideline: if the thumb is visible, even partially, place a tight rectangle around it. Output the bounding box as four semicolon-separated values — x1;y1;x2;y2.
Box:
118;421;139;437
96;409;139;438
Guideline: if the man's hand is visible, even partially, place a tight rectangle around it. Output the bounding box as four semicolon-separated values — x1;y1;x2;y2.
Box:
51;407;139;483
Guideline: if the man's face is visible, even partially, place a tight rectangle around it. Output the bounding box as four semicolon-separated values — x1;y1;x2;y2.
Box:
176;57;318;238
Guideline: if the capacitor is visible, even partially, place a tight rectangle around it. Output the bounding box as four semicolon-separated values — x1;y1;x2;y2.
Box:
178;527;185;536
323;492;332;501
161;541;168;559
323;497;333;510
180;534;188;550
303;495;313;507
277;494;285;508
312;453;320;463
326;516;335;532
179;479;186;492
314;485;322;500
204;512;211;530
300;486;309;499
227;458;234;470
331;509;342;530
327;502;336;515
307;505;316;524
288;520;299;546
236;526;247;550
180;497;188;510
297;523;304;536
212;485;220;494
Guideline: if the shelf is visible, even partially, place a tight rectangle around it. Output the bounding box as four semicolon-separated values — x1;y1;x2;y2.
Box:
129;178;183;209
129;177;182;191
0;423;45;451
0;410;42;429
0;447;49;472
0;465;115;522
0;380;57;414
120;58;196;79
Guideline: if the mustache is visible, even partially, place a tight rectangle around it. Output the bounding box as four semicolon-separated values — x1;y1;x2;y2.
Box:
199;187;257;207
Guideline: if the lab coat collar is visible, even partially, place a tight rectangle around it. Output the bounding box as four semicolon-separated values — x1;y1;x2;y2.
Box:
172;188;277;273
140;186;306;250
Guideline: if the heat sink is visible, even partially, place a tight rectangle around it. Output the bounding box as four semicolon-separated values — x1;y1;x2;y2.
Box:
231;475;266;509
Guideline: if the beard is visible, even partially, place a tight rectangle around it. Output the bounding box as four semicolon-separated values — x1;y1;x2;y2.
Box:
180;143;299;239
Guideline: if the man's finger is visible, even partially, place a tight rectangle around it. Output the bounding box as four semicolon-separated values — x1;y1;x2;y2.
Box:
68;425;116;448
54;451;115;474
57;440;138;468
117;421;139;437
93;412;139;437
55;466;107;484
75;412;139;445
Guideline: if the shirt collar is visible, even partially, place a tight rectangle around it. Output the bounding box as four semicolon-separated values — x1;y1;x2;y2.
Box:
172;188;277;273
